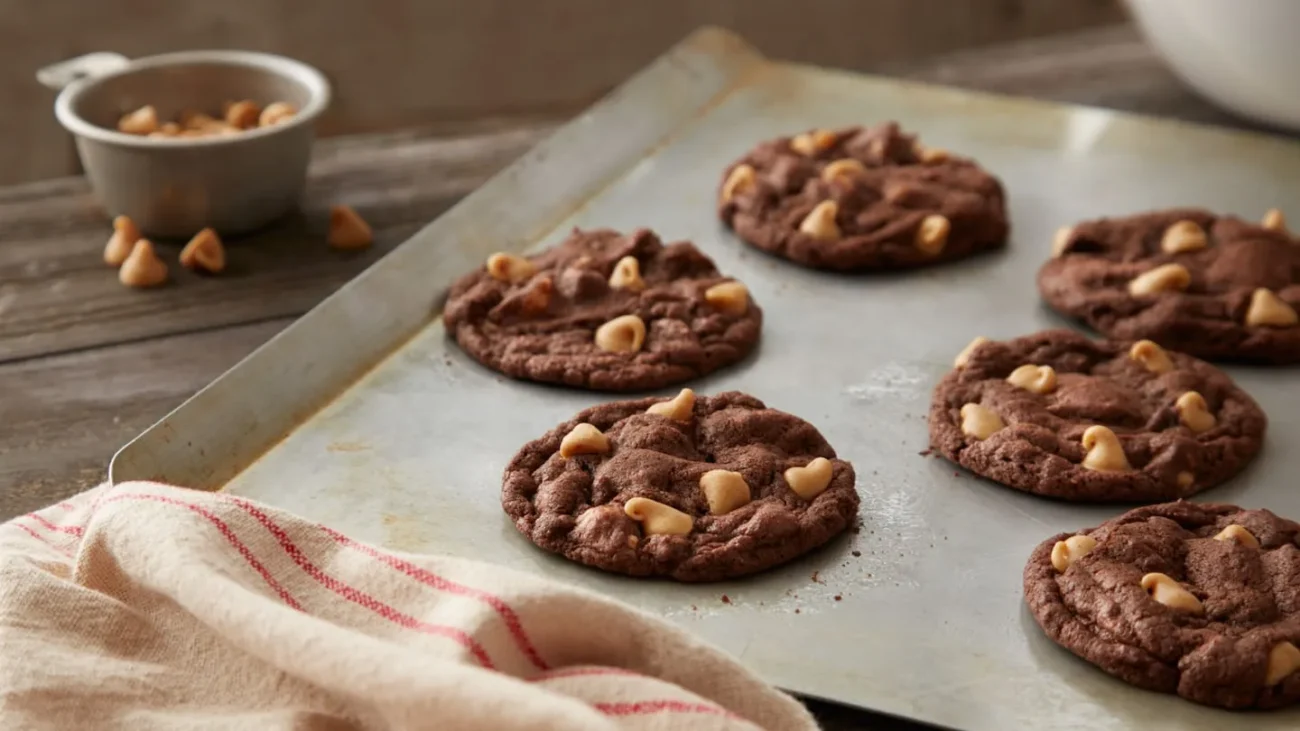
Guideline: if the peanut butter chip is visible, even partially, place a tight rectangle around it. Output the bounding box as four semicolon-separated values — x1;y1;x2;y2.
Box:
821;158;867;184
646;388;695;422
1245;288;1298;327
517;276;553;317
259;102;297;127
118;239;168;288
1051;226;1074;258
1175;391;1216;433
1050;535;1097;573
915;144;949;164
790;129;836;156
960;403;1003;440
1128;263;1191;296
104;215;141;267
224;100;261;129
784;457;833;501
486;252;536;284
1129;340;1173;374
1213;524;1260;549
623;497;693;536
608;256;646;292
700;470;751;515
1006;364;1057;394
704;281;749;316
594;315;646;353
954;336;989;368
1140;572;1205;615
720;164;757;203
328;205;373;250
1177;471;1194;490
559;423;610;459
117;105;158;135
1081;426;1131;472
915;214;950;257
179;228;226;273
1262;208;1287;233
799;201;840;240
1266;642;1300;686
1160;220;1208;254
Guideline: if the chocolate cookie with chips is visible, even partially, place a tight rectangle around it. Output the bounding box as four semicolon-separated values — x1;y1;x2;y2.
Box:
1025;501;1300;710
443;228;762;391
502;390;859;581
928;329;1265;502
717;123;1009;270
1039;207;1300;363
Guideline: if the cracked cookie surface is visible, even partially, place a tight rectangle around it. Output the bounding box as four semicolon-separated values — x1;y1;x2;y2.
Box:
928;329;1265;502
1038;208;1300;363
443;228;762;391
717;123;1008;271
1024;501;1300;710
502;391;859;581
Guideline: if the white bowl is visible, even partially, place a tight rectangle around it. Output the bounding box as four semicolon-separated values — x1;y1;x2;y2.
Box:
1127;0;1300;130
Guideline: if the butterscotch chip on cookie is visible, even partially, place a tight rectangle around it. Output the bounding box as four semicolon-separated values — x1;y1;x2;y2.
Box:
717;123;1008;270
443;228;762;391
501;391;859;581
1039;208;1300;363
928;330;1265;502
1025;501;1300;709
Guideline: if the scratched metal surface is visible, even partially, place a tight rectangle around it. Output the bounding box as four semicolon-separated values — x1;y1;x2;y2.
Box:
112;27;1300;731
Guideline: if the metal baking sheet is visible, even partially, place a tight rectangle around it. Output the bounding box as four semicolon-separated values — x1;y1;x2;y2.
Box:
111;27;1300;730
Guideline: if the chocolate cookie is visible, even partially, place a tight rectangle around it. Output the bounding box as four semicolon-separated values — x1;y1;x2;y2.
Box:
1025;501;1300;710
443;228;762;391
928;329;1265;502
1039;207;1300;363
502;390;859;581
716;123;1009;270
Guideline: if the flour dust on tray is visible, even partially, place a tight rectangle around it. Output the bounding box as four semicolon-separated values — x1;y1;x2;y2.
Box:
443;228;762;391
502;390;859;581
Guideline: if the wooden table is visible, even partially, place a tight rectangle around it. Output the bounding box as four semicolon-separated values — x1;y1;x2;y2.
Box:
1;24;1293;730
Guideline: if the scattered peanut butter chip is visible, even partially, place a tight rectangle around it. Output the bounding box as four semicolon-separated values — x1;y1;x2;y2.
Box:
1176;471;1194;490
260;102;297;127
117;105;159;135
1266;642;1300;686
328;205;373;250
1128;340;1173;374
104;215;141;267
915;214;950;257
789;129;836;156
608;256;646;292
1051;226;1074;258
700;470;751;515
118;239;168;288
1006;364;1057;394
820;158;867;184
1175;391;1216;433
486;252;536;284
1128;263;1191;296
179;228;226;273
720;164;757;203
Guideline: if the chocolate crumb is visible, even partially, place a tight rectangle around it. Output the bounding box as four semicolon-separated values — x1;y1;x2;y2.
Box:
918;449;932;457
851;550;861;557
721;595;731;604
834;595;843;601
794;608;801;614
810;571;821;583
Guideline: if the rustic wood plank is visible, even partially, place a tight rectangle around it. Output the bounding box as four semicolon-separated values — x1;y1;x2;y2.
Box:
0;318;293;518
0;121;557;364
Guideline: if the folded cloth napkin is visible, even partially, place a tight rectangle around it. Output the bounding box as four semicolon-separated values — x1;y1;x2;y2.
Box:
0;482;818;731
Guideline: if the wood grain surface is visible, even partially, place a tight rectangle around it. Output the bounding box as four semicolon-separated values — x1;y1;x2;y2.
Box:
2;24;1296;731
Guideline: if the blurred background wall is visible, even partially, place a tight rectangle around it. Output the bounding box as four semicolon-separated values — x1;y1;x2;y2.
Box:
1;0;1123;186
